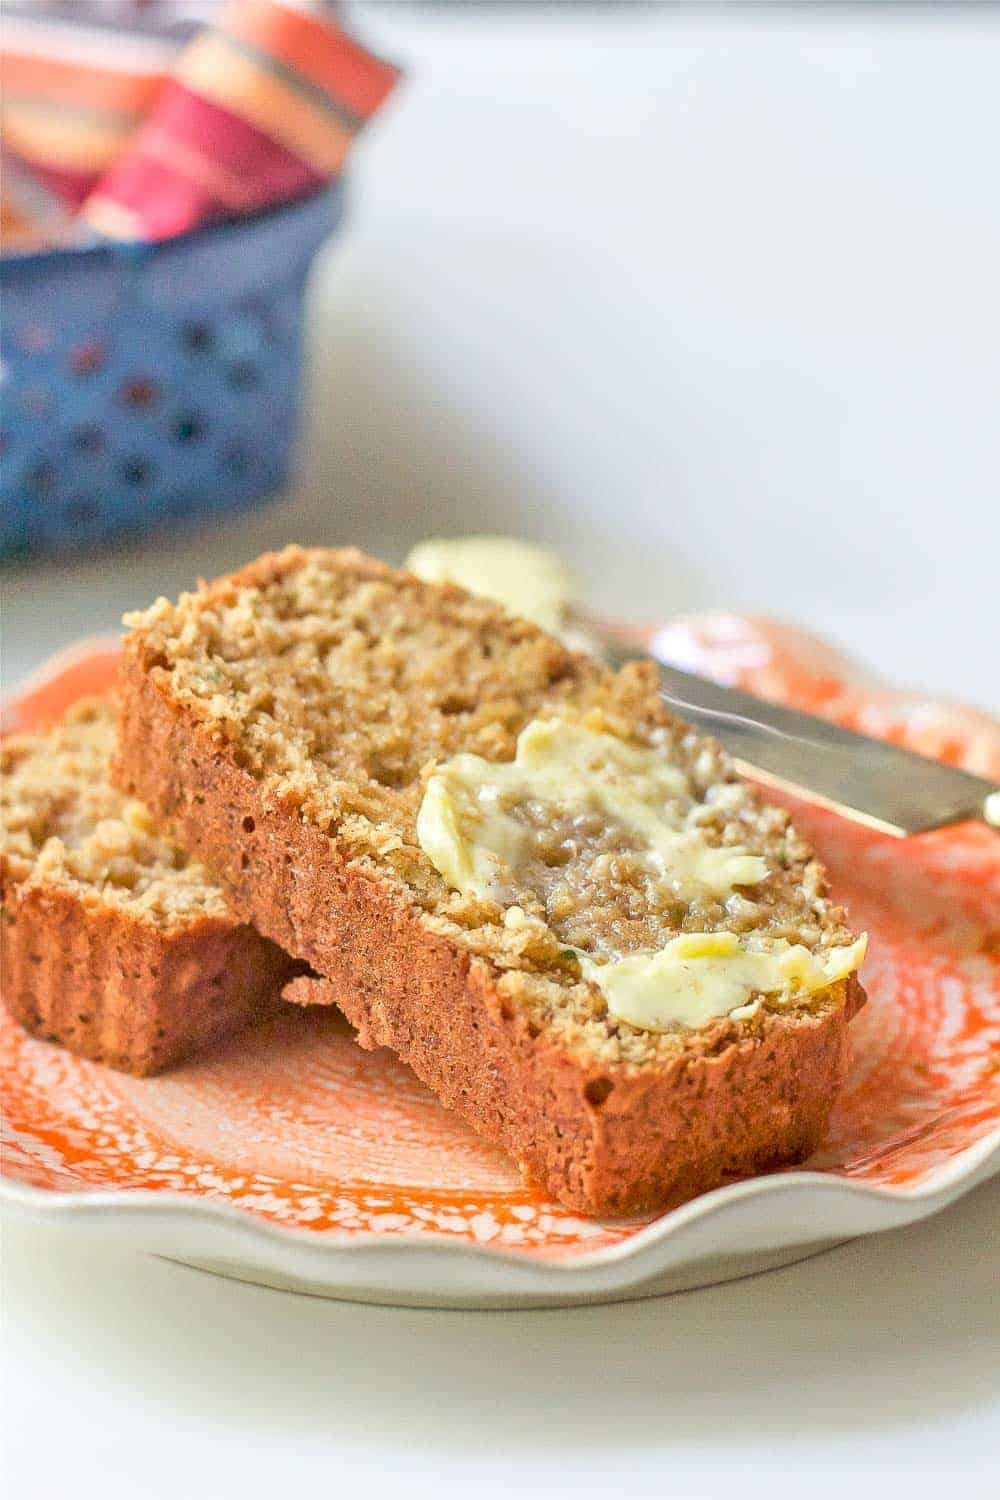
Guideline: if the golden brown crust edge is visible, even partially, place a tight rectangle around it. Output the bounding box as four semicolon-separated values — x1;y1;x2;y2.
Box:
0;859;298;1076
114;645;865;1214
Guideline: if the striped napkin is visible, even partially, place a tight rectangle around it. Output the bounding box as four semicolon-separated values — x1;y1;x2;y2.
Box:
1;1;399;247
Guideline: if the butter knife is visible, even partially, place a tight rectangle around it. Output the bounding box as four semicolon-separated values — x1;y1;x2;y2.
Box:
594;629;999;837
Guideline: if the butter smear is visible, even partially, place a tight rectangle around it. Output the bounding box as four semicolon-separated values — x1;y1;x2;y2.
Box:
416;715;867;1032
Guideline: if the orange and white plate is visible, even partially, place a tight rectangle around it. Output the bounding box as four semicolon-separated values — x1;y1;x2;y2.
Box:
2;627;998;1308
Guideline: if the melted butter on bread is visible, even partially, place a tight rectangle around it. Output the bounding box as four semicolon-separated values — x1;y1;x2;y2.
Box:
417;717;867;1031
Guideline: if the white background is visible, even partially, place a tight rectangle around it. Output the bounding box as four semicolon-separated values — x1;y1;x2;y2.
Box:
3;5;998;1496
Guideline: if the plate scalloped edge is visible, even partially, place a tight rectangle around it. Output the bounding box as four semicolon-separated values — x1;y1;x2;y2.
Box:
4;1130;999;1307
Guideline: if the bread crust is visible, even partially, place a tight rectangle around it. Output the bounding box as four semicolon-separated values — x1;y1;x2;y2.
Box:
1;856;297;1076
115;644;865;1213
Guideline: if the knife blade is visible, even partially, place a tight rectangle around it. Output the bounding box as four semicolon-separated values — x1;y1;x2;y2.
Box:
595;638;999;837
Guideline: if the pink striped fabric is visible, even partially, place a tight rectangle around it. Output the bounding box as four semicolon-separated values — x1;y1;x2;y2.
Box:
1;1;399;247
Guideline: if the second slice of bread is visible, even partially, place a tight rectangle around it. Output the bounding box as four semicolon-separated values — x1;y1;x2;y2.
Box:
115;547;865;1213
1;699;298;1074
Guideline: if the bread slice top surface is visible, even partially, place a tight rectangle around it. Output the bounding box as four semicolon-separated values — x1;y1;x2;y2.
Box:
122;545;860;1066
1;698;233;932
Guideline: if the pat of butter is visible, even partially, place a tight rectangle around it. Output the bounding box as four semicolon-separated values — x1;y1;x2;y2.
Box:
579;932;868;1033
407;536;574;635
417;716;768;905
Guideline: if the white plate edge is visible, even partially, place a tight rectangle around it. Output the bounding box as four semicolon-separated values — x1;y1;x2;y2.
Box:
3;1121;998;1293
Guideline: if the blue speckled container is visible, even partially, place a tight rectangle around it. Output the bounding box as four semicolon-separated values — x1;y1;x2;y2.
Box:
1;185;343;558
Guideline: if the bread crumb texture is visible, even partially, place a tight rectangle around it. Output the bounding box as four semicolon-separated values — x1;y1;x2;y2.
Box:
124;547;859;1068
1;698;231;930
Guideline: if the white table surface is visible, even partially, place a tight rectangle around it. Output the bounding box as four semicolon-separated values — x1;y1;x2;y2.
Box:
2;7;998;1496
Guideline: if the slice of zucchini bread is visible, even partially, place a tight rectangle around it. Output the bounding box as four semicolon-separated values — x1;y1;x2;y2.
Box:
1;699;298;1074
115;547;866;1213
